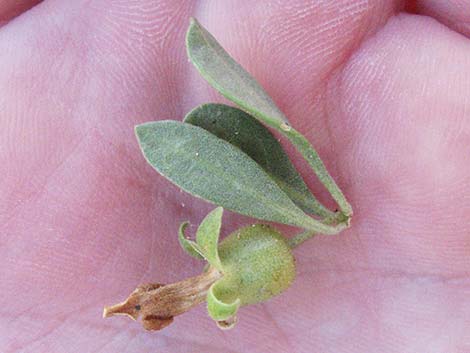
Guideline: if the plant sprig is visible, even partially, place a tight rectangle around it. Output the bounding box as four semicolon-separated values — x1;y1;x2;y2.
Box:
104;17;353;332
135;18;352;238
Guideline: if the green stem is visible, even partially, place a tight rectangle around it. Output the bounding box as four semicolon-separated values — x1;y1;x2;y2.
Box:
289;210;349;248
298;216;348;235
287;230;317;249
277;124;353;218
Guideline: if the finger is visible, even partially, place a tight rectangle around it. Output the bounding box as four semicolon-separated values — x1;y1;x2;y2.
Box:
190;0;404;119
325;13;470;275
267;13;470;351
416;0;470;37
0;0;41;26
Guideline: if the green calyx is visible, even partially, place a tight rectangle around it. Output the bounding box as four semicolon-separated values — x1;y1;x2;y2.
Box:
180;207;295;329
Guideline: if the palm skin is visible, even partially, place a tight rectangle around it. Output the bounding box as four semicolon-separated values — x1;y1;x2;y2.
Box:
1;1;470;352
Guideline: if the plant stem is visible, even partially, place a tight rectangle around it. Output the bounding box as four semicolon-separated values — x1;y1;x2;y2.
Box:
289;209;350;248
294;214;348;245
277;124;353;218
295;207;345;234
287;230;317;249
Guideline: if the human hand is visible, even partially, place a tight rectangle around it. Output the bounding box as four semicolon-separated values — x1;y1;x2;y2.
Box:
2;1;470;352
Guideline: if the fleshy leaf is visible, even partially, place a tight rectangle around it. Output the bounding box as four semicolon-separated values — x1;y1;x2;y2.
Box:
186;18;288;129
184;103;333;218
195;207;223;270
207;281;240;322
178;222;205;260
135;121;340;234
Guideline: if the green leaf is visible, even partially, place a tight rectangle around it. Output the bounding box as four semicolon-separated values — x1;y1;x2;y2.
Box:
186;18;288;129
178;221;205;260
207;281;240;321
135;121;339;234
196;207;223;270
185;103;333;218
186;18;353;218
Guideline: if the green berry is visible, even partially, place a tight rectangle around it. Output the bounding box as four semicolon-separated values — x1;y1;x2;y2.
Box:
216;224;296;306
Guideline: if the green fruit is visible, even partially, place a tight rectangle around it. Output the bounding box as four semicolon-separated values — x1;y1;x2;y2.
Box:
215;224;296;306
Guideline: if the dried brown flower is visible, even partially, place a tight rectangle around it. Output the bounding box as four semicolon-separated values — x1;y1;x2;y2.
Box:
103;267;221;330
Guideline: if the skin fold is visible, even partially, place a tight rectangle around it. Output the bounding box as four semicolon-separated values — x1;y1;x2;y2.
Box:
1;1;469;352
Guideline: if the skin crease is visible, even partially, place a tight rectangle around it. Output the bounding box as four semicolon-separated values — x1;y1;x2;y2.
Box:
1;0;470;352
0;0;40;25
415;0;470;37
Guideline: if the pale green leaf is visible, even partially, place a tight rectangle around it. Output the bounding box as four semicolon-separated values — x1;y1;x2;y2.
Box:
186;18;353;218
178;221;204;260
184;103;333;218
186;18;288;129
196;207;223;270
207;281;240;321
135;121;339;234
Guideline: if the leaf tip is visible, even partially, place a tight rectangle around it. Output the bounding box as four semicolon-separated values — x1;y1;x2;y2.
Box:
186;17;200;51
213;206;224;217
178;221;205;260
179;220;190;232
189;16;198;27
134;123;146;141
